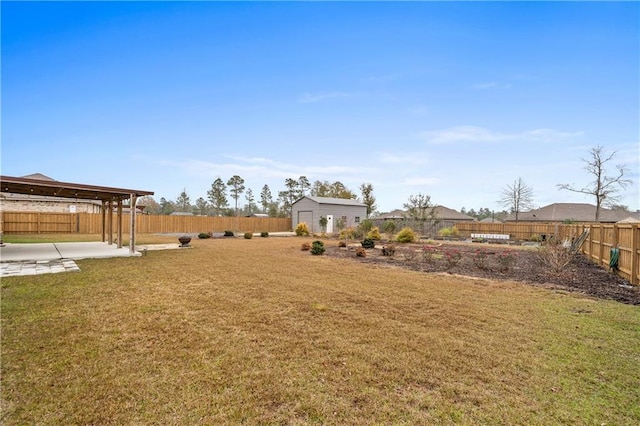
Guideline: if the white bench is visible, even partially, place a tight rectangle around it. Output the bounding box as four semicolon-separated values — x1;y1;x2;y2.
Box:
471;233;510;241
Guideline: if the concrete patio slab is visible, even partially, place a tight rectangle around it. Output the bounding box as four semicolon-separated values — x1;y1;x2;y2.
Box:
0;242;141;277
0;242;140;262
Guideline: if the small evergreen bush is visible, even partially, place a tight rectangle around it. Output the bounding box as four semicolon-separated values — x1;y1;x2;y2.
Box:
198;232;211;239
361;238;375;249
224;230;234;237
260;231;269;238
244;232;253;239
295;222;310;236
310;240;325;255
395;227;417;243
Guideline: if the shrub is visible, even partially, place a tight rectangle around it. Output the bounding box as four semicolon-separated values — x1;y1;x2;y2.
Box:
472;249;488;269
361;238;375;249
366;226;382;240
358;219;374;235
402;248;418;262
496;251;516;272
382;245;396;256
383;220;396;237
310;240;325;255
438;226;459;238
260;231;269;238
339;227;357;240
295;222;310;236
395;227;417;243
338;240;347;248
244;232;253;239
301;242;311;251
319;216;328;233
529;234;542;242
198;232;211;239
223;230;234;237
538;240;572;273
422;245;437;263
355;247;366;257
444;249;462;270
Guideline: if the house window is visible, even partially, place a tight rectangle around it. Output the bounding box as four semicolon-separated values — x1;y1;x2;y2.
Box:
355;216;360;223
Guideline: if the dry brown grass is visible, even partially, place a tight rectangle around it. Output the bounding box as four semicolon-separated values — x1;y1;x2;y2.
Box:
2;237;639;424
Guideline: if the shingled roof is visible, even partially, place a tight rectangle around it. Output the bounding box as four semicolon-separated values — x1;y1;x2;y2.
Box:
505;203;640;223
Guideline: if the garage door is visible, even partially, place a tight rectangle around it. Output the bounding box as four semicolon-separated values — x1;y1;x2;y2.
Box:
298;211;313;230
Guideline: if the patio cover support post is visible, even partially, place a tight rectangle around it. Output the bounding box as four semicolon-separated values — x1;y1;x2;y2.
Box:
117;200;123;249
107;200;113;245
101;201;106;242
129;194;137;255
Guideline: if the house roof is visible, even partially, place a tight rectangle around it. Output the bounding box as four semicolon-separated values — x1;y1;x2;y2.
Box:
375;206;473;221
295;196;366;207
505;203;640;223
0;174;154;202
480;217;502;223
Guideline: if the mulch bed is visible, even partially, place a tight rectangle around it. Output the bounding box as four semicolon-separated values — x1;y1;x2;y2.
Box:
324;241;640;305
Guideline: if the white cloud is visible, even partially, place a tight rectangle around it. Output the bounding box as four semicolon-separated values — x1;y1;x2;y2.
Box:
299;92;352;104
420;126;583;145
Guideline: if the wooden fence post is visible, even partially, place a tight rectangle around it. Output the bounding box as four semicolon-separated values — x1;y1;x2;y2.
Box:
588;224;593;260
631;224;639;285
598;224;605;267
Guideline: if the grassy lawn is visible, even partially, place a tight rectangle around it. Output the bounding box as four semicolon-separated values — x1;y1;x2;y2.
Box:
2;237;639;424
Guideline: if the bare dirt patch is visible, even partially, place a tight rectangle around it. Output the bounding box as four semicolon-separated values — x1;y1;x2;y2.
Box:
325;241;640;305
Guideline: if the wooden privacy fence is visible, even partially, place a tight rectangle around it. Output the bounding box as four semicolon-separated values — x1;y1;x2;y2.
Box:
455;221;640;285
455;222;569;241
1;212;292;235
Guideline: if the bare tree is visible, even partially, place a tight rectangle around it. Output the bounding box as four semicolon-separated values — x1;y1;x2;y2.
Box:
499;177;534;222
557;145;632;222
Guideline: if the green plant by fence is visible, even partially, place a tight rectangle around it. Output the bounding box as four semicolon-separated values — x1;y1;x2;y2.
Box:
1;212;292;235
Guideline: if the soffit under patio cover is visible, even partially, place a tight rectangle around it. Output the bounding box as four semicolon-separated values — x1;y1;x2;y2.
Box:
0;175;154;202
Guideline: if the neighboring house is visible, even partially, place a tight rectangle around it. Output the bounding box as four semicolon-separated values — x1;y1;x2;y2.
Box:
504;203;640;223
0;173;102;213
291;196;367;234
480;217;502;224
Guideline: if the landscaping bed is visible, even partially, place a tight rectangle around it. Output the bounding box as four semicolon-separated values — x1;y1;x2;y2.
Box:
325;241;640;305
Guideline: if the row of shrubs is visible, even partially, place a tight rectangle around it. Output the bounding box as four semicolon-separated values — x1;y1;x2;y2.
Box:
295;221;462;243
198;231;270;239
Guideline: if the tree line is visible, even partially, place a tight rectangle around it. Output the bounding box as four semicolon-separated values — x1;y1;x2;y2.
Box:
137;176;377;218
136;145;632;222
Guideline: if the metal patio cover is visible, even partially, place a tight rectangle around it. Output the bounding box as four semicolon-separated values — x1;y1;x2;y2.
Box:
0;175;154;201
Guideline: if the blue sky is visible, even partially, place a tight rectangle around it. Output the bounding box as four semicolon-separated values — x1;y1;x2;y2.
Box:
2;1;639;213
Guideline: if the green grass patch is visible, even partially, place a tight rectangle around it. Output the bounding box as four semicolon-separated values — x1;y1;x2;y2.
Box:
2;237;639;424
